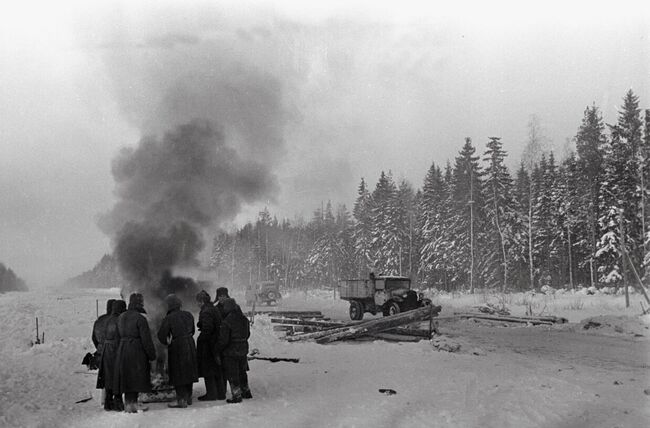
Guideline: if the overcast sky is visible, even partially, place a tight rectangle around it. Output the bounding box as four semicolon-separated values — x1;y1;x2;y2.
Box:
1;1;648;287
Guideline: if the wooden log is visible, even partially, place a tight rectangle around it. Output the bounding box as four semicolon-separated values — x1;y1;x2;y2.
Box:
255;310;324;317
286;308;420;342
454;312;567;323
313;305;441;344
453;312;557;325
248;356;300;363
273;317;432;337
270;318;355;328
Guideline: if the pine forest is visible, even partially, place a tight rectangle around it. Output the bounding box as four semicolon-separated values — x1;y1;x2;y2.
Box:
210;90;650;293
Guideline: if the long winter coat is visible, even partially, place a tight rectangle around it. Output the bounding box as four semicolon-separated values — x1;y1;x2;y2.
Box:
92;313;112;388
196;303;221;377
216;304;250;358
113;309;156;394
92;313;111;354
157;308;198;386
97;314;120;389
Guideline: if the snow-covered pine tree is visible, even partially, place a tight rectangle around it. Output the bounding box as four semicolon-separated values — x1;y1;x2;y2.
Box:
411;188;425;284
482;137;517;291
596;91;643;284
305;201;340;287
336;204;356;280
512;162;532;289
210;232;233;283
574;104;607;287
536;152;564;287
369;171;401;275
396;179;416;277
560;152;588;289
615;90;645;274
419;162;451;288
450;138;486;292
352;178;373;276
643;109;650;279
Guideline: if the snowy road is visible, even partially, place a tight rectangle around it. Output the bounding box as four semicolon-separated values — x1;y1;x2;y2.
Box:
444;321;650;371
1;288;649;428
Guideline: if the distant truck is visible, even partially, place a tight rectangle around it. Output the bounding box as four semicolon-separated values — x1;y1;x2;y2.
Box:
339;274;432;320
245;281;282;306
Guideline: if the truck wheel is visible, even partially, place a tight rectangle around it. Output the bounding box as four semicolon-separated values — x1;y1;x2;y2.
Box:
384;301;401;317
420;298;432;307
267;291;277;300
349;301;364;320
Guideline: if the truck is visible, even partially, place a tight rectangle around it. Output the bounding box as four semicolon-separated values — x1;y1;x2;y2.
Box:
338;274;432;320
245;281;282;306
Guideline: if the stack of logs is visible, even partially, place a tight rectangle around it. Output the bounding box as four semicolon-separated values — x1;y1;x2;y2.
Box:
272;305;442;344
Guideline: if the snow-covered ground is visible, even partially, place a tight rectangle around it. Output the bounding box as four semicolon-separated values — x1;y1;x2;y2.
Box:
1;287;648;428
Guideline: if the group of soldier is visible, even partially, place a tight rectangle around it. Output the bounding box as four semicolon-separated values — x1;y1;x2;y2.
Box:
91;287;252;413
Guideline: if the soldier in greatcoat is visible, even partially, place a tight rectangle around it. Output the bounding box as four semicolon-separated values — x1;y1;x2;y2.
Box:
157;294;199;408
195;290;226;401
113;293;157;413
99;299;126;411
215;298;252;403
92;299;115;405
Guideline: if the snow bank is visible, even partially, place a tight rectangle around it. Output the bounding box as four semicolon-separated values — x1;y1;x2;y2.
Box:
1;287;648;428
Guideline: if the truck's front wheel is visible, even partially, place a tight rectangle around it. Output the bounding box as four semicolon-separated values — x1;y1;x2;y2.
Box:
349;301;364;320
384;301;401;317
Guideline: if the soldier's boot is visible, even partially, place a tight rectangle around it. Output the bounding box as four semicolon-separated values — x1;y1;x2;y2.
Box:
167;398;188;409
198;377;218;401
226;386;242;404
216;372;227;400
104;391;114;411
241;388;252;399
113;394;125;412
125;402;138;413
187;384;193;405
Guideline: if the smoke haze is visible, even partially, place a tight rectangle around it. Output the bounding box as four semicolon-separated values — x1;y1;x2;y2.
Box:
0;2;647;286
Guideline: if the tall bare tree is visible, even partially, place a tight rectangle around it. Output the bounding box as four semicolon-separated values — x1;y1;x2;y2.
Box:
522;115;549;289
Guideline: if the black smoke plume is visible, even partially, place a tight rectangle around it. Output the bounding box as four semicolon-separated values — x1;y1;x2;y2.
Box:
101;121;277;321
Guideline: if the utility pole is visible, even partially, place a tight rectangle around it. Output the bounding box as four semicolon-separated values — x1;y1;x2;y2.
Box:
619;209;629;308
567;224;574;290
468;158;475;294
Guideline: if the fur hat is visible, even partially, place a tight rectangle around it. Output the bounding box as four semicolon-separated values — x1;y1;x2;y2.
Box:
112;300;127;315
106;299;116;314
196;290;211;304
165;293;182;310
128;293;146;313
216;287;229;298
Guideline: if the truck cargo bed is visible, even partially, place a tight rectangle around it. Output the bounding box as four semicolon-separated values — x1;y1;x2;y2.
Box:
339;279;373;299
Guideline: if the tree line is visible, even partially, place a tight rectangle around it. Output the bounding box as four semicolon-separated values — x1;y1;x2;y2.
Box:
0;262;27;292
213;90;648;292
